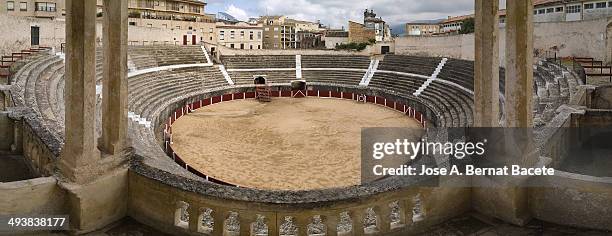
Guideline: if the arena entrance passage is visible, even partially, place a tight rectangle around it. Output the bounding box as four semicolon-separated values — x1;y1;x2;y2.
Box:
254;76;267;85
253;76;270;102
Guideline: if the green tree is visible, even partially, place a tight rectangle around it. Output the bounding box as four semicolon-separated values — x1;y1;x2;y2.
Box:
459;18;475;34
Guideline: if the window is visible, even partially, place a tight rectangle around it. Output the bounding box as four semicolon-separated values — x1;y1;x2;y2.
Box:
240;43;244;49
249;31;254;40
129;22;136;26
230;31;234;39
556;7;564;12
258;32;262;39
546;8;554;13
20;2;27;11
219;31;224;40
534;10;538;15
567;5;581;13
240;31;244;38
538;9;545;14
176;26;180;29
7;1;14;11
584;3;594;9
250;45;253;49
596;2;606;8
188;26;193;30
609;1;612;7
209;28;213;33
258;45;261;49
230;44;234;48
147;23;152;27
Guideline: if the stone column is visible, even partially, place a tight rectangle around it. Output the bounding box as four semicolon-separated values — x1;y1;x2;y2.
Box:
59;0;98;181
505;0;534;128
99;0;128;155
474;0;500;127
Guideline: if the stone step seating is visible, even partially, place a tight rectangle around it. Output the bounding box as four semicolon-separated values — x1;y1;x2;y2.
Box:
437;59;475;90
301;55;371;69
220;55;295;69
378;55;440;76
428;81;474;127
228;70;296;85
368;73;472;127
127;45;207;70
368;73;450;126
11;55;66;137
301;70;363;85
128;67;226;117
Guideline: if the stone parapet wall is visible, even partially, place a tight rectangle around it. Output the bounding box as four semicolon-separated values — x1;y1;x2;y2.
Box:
129;172;470;236
0;177;66;216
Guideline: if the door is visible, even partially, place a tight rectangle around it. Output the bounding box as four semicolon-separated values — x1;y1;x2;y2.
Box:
31;26;40;46
192;35;196;45
381;46;390;54
183;35;188;45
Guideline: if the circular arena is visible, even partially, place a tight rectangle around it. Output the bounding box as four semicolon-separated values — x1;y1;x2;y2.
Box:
4;44;611;235
170;97;422;190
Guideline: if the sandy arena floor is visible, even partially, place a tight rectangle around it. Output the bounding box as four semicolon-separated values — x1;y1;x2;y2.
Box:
170;97;423;190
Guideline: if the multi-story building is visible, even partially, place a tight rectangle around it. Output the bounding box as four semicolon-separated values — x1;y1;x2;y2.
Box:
287;19;324;32
0;0;217;45
1;0;65;18
215;21;263;50
439;14;474;34
348;9;391;43
259;15;298;49
363;9;391;42
531;0;612;22
405;21;441;36
113;0;216;45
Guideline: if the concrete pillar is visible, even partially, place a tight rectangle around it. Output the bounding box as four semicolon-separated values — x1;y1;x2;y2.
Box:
505;0;534;128
59;0;98;181
99;0;128;154
474;0;500;127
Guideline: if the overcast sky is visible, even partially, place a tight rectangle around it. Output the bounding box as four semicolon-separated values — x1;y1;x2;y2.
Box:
205;0;507;29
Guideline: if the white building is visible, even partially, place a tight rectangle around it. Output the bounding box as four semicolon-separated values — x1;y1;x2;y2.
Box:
216;22;263;50
323;30;349;49
532;0;612;22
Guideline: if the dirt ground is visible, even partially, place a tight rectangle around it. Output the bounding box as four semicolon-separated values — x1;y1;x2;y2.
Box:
170;97;422;190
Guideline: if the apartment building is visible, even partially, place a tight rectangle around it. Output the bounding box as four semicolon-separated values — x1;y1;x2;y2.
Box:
532;0;612;22
1;0;64;18
216;21;263;50
259;15;298;49
405;21;441;36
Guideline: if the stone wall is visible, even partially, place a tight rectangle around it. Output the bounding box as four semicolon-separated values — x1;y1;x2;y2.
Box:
0;15;65;56
0;112;13;151
395;18;610;63
529;172;612;231
0;177;66;215
591;85;612;109
128;172;470;236
348;21;375;44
